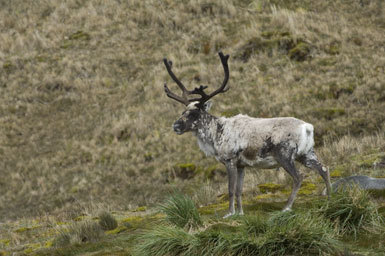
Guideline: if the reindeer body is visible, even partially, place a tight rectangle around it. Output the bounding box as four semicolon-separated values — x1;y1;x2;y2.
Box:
163;52;332;217
195;113;314;166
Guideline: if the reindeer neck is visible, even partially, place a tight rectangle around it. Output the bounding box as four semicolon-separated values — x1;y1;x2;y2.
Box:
193;112;222;157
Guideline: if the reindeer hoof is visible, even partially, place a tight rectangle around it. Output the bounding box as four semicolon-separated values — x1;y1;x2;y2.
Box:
282;207;292;212
223;212;235;219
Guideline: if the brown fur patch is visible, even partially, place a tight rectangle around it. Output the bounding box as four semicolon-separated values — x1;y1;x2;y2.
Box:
243;147;257;160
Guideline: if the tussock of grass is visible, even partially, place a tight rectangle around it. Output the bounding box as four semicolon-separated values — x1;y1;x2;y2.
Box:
53;231;71;248
317;186;384;237
194;230;234;256
242;214;268;235
158;193;203;230
98;211;118;231
53;221;104;247
234;211;340;256
138;206;340;256
135;225;196;256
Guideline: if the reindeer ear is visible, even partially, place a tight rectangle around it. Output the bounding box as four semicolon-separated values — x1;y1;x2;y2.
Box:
202;101;213;111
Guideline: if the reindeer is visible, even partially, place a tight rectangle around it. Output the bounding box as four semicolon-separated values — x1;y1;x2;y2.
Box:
163;52;332;218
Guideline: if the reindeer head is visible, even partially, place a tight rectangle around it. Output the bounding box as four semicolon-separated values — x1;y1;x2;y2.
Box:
163;52;230;135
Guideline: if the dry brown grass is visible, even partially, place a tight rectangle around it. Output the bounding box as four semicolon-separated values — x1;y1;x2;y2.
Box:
0;0;384;221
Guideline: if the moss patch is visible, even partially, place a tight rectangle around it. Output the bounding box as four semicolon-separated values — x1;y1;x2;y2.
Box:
298;181;317;195
105;225;128;235
121;215;144;226
23;243;41;254
198;202;228;215
0;239;10;247
258;183;285;193
14;225;41;233
330;168;344;178
44;240;53;248
255;194;277;200
133;206;147;212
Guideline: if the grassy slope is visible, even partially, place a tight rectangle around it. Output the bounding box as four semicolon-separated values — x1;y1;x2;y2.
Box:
0;0;384;254
1;191;384;255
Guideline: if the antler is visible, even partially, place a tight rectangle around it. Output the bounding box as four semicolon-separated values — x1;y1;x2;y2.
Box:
163;51;230;107
194;52;230;108
163;59;189;105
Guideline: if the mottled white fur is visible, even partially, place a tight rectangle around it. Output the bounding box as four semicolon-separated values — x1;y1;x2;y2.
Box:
297;123;314;155
197;136;216;156
174;103;331;217
195;113;315;166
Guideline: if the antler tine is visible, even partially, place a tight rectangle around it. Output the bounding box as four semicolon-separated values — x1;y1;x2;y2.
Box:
207;51;230;98
194;51;230;107
164;83;190;105
163;58;193;99
163;52;230;107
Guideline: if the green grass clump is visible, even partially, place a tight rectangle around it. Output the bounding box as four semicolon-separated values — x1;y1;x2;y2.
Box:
138;204;340;256
234;211;340;256
158;193;203;229
242;214;268;235
317;186;384;237
136;224;234;256
98;211;118;231
193;230;234;256
264;212;340;255
135;225;196;256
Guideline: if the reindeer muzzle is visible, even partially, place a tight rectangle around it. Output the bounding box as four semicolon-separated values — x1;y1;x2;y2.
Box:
173;121;185;134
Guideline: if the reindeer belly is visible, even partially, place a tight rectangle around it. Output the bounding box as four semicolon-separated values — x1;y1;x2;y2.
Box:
240;149;279;168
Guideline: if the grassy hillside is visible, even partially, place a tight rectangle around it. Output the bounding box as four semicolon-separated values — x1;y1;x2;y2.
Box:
0;0;384;254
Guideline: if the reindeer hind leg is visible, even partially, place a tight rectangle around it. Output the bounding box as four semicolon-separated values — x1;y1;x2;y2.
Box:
274;149;303;211
298;149;332;197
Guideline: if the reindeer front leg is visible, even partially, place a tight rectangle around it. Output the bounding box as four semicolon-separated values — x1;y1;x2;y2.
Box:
223;160;237;218
236;167;245;215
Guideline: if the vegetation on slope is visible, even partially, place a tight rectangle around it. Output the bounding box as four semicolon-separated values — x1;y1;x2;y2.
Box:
0;0;384;254
1;184;385;255
1;0;384;221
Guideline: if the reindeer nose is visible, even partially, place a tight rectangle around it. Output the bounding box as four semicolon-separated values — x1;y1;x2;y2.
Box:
173;121;184;134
